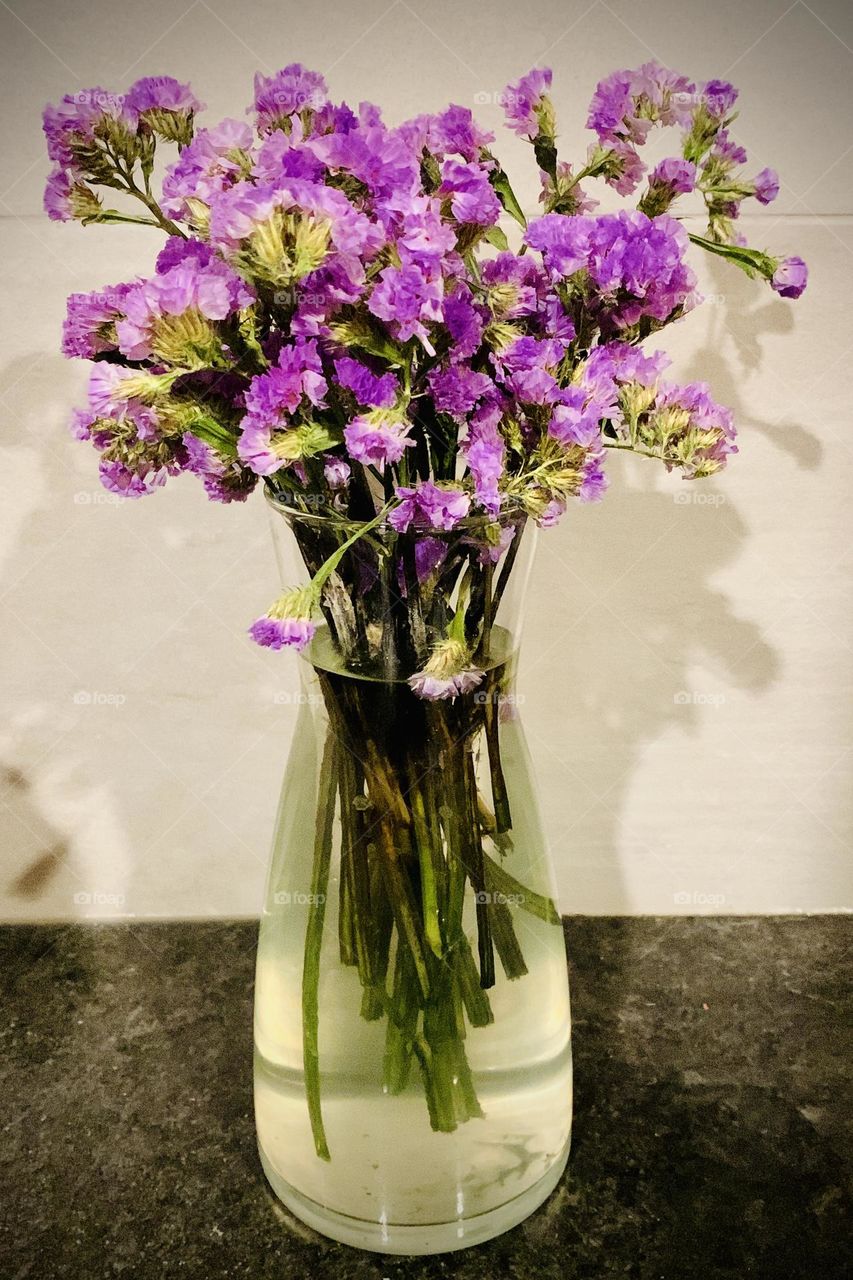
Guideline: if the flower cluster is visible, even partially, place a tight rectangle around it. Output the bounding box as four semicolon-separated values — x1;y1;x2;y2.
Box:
46;61;806;684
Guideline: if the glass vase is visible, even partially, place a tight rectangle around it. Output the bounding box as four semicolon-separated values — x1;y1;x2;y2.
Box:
253;497;572;1254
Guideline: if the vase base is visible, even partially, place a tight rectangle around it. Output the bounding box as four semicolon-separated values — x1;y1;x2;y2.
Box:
258;1137;571;1255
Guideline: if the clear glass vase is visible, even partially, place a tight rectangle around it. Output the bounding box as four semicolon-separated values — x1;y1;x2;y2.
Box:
253;498;572;1254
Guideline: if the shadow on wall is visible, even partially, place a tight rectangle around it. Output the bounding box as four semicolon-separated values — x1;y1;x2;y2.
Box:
534;255;821;924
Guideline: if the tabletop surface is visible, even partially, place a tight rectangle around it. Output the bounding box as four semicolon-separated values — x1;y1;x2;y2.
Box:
1;916;849;1279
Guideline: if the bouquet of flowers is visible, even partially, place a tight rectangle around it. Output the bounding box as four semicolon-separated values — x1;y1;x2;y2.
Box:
45;61;806;1158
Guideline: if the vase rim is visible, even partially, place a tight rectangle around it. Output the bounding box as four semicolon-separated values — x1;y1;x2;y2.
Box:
264;486;529;536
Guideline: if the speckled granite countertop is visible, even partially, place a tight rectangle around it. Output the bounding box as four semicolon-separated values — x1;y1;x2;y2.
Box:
0;918;849;1279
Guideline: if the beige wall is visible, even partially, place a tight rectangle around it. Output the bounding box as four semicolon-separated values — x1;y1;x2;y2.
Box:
1;0;851;918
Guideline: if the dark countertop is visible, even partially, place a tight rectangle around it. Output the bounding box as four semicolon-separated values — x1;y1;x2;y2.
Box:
0;918;850;1279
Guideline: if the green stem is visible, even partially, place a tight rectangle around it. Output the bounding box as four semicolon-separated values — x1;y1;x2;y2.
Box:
302;732;337;1162
483;850;561;925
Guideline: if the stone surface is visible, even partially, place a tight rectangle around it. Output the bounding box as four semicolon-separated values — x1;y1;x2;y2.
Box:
0;917;849;1278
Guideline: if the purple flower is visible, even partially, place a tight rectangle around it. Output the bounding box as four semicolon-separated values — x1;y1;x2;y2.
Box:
335;356;398;408
367;262;443;348
311;124;420;199
62;282;132;358
701;79;738;119
493;335;565;405
244;339;328;423
463;415;505;516
389;481;471;532
182;433;257;503
409;668;483;701
155;237;215;274
578;455;608;502
99;458;169;498
344;412;414;469
501;67;553;140
43;88;135;167
252;65;328;133
524;214;591;279
442;288;485;358
440;159;501;225
43;168;99;222
126;76;203;115
753;167;780;205
323;456;351;489
711;130;748;166
116;259;254;361
770;256;808;299
650;157;696;196
429;365;492;417
548;387;603;448
161;119;252;219
430;105;494;161
249;616;316;651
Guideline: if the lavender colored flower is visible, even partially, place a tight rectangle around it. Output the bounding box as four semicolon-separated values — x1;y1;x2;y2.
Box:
182;433;257;503
244;339;328;423
524;214;591;279
43;168;100;222
343;412;414;469
430;105;494;161
578;454;608;502
711;130;748;166
161;119;252;219
429;365;492;418
548;386;603;448
252;64;328;133
126;76;202;115
367;262;443;348
493;335;565;405
99;457;169;498
701;79;738;118
388;481;471;532
62;282;132;358
442;288;486;358
770;256;808;299
753;167;780;205
440;159;501;225
335;356;398;408
463;415;505;516
650;157;696;195
501;67;553;140
43;88;135;167
409;667;483;701
311;124;420;199
155;237;216;274
323;456;351;489
116;259;254;361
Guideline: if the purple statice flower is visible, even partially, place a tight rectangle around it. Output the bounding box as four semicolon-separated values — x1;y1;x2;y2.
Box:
439;159;501;225
537;498;566;528
126;76;202;115
501;67;553;140
209;178;384;264
249;616;316;649
463;414;505;516
442;287;486;359
584;342;670;397
524;213;591;279
409;667;483;701
753;167;780;205
310;123;420;199
481;251;549;316
161;119;252;219
343;412;414;469
87;363;145;417
244;339;328;422
62;282;132;358
770;256;808;299
386;194;458;266
335;356;398;408
656;380;737;473
367;262;443;348
430;104;494;161
395;536;449;596
429;365;493;418
388;480;471;532
291;259;365;336
43;88;136;168
493;335;565;405
650;156;696;196
586;71;638;143
43;168;99;222
548;385;604;448
578;454;608;502
253;126;327;184
251;64;328;133
99;457;169;499
587;62;694;144
115;259;254;360
701;79;738;119
155;237;216;274
182;433;257;503
711;130;748;166
323;456;351;489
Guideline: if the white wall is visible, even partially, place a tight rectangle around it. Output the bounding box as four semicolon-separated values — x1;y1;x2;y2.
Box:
1;0;851;919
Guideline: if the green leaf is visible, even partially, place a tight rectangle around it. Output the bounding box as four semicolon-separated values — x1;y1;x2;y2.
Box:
486;161;527;228
483;225;509;251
